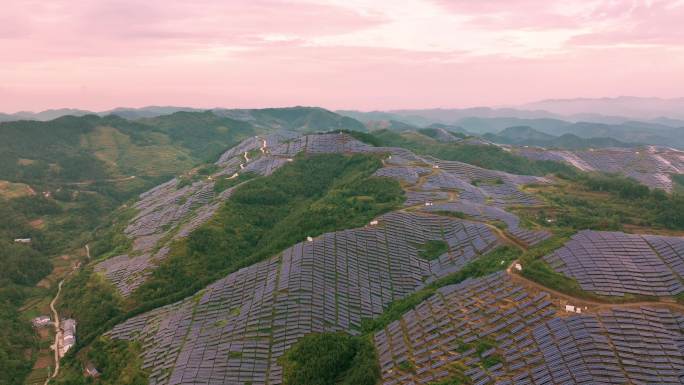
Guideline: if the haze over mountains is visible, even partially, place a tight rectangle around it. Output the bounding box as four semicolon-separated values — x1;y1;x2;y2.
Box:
521;96;684;121
2;97;684;150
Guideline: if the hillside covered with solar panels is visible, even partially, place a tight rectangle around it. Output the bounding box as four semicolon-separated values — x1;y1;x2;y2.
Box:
43;112;684;385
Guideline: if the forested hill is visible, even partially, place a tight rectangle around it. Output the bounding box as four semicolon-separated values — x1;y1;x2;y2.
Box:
0;113;254;185
0;107;366;187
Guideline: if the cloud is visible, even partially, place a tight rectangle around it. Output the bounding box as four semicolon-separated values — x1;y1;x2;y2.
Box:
0;0;682;111
0;0;386;62
570;0;684;46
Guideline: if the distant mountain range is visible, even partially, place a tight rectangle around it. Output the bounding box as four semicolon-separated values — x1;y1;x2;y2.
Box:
0;106;201;122
2;98;684;149
338;103;684;149
519;96;684;121
482;126;637;149
0;107;367;188
0;106;368;133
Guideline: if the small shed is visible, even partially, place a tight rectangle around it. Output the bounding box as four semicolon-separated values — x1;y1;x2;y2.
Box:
85;363;100;377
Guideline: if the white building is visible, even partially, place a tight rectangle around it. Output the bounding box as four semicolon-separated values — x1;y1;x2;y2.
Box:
32;316;51;328
60;318;77;357
564;304;582;314
14;238;31;244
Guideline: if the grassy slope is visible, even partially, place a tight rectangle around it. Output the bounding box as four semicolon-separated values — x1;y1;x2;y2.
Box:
518;173;684;232
0;112;256;186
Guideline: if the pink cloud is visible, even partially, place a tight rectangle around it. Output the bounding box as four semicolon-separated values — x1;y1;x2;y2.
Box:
430;0;581;29
571;0;684;45
1;0;386;62
0;0;682;112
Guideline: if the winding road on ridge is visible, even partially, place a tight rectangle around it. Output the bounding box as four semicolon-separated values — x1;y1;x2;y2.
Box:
230;137;268;178
505;259;684;314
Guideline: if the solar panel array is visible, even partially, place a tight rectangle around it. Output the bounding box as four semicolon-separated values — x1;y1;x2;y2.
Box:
268;133;375;156
404;191;450;207
517;146;684;191
374;272;684;385
424;202;551;247
94;246;170;297
374;166;431;185
427;157;548;189
99;131;556;296
544;230;684;297
426;127;462;143
95;132;684;385
96;133;429;296
106;212;501;385
409;159;546;208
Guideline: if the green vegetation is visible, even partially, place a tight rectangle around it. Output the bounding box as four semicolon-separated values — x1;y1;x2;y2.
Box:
279;333;379;385
397;360;415;373
416;239;450;260
361;246;521;333
418;127;466;140
527;173;684;231
676;292;684;305
139;111;255;162
53;338;148;385
0;112;255;187
431;363;471;385
59;270;125;341
213;172;257;193
422;338;503;385
432;210;466;219
0;193;115;385
326;129;382;147
371;129;577;177
249;107;368;133
673;174;684;193
88;208;137;261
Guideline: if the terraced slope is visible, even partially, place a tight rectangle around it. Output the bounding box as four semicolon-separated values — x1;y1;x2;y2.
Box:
82;132;566;385
106;212;501;385
97;133;552;298
517;145;684;191
544;230;684;297
374;272;684;385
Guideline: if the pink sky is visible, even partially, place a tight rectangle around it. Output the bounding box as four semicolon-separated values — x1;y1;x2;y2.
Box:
2;0;683;112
